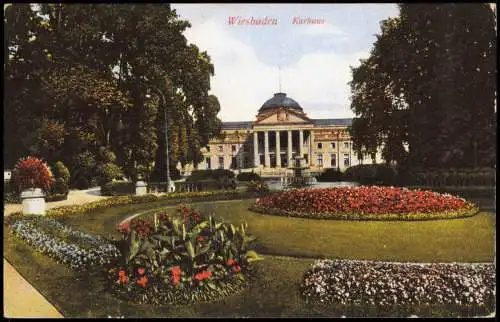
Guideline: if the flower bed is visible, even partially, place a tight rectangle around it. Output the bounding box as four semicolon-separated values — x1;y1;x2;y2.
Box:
105;204;263;305
6;190;253;220
9;216;120;270
301;259;496;316
250;186;478;220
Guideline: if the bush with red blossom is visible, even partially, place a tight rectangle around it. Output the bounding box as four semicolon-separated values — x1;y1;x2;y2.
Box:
12;156;55;193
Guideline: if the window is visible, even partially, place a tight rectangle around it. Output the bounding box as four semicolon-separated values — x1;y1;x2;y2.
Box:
244;156;249;168
317;154;323;167
231;156;237;169
331;142;336;149
219;145;224;153
344;142;349;149
206;157;211;170
317;142;323;149
304;153;308;164
232;145;237;152
331;154;336;167
344;153;350;167
219;156;224;169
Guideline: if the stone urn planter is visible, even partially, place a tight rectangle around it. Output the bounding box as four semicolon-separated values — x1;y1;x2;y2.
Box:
135;180;148;196
21;188;46;215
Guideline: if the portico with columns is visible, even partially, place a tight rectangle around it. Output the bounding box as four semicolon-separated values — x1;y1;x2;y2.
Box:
183;92;385;176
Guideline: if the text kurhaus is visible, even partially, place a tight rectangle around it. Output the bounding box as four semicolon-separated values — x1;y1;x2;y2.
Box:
228;16;278;25
292;17;326;24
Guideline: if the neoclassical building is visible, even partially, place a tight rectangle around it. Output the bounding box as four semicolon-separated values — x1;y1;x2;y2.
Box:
180;93;383;175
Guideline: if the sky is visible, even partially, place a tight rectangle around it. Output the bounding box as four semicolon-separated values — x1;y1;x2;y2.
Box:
172;3;400;122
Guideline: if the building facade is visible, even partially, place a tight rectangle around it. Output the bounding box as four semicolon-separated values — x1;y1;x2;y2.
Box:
179;93;383;175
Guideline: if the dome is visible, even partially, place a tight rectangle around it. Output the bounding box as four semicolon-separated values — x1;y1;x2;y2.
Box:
258;93;303;113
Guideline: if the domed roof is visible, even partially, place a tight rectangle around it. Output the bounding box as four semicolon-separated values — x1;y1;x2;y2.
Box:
259;93;303;113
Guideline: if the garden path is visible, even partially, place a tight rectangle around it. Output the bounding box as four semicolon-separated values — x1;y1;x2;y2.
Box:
3;187;112;318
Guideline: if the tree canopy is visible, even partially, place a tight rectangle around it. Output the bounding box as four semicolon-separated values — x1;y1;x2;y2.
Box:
4;4;222;185
349;3;496;169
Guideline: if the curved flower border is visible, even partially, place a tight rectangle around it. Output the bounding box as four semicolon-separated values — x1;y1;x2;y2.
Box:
10;216;120;270
301;259;496;315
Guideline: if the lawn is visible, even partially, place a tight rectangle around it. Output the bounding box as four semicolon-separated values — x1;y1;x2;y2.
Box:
3;198;496;317
138;199;495;263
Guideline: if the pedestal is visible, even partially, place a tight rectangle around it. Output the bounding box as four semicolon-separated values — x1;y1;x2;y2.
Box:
135;181;148;195
21;188;46;215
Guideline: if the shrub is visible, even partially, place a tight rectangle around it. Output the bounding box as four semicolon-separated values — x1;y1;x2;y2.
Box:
237;172;261;182
251;186;478;221
106;204;263;305
52;161;70;185
52;177;69;195
344;164;398;185
45;193;68;202
246;180;269;194
72;151;97;189
9;216;120;270
316;169;343;182
74;177;91;190
101;181;134;196
97;163;124;186
12;156;55;193
187;170;236;190
301;259;495;317
409;168;495;187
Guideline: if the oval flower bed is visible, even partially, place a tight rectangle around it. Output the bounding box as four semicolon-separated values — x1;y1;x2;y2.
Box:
250;186;478;220
301;259;496;317
104;204;264;305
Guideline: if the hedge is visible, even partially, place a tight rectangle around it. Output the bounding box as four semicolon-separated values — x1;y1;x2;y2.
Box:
101;181;134;196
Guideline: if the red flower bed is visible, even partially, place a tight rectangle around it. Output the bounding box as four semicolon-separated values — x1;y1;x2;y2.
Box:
251;186;477;221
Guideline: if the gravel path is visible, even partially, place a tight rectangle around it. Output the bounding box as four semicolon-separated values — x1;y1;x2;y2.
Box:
3;187;111;216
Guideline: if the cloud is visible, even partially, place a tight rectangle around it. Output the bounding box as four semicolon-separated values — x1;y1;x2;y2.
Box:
179;7;372;122
298;23;347;37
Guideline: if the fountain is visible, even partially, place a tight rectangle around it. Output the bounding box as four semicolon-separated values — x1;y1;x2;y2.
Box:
282;156;315;189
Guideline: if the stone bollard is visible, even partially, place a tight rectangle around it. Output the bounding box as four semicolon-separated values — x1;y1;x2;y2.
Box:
135;180;147;195
21;188;46;215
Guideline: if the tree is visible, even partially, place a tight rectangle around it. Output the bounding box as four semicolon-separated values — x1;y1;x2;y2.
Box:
350;3;496;169
4;4;223;186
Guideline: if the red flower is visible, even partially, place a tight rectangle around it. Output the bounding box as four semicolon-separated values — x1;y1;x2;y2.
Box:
170;266;182;285
194;270;212;281
170;266;181;275
137;268;145;276
136;276;148;288
227;258;236;266
118;270;129;284
232;265;241;273
197;236;204;242
117;222;130;234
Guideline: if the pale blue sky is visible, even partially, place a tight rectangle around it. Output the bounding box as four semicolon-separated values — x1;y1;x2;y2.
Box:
173;4;400;121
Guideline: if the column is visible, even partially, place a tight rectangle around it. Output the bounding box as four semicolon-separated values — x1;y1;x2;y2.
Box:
264;131;270;167
287;130;292;167
253;131;259;167
276;131;281;167
299;130;304;158
309;130;315;167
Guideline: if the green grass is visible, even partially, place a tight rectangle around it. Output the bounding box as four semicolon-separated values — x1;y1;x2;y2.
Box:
139;199;495;263
3;198;496;317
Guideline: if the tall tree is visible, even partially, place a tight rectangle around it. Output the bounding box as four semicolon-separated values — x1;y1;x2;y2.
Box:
350;3;496;169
